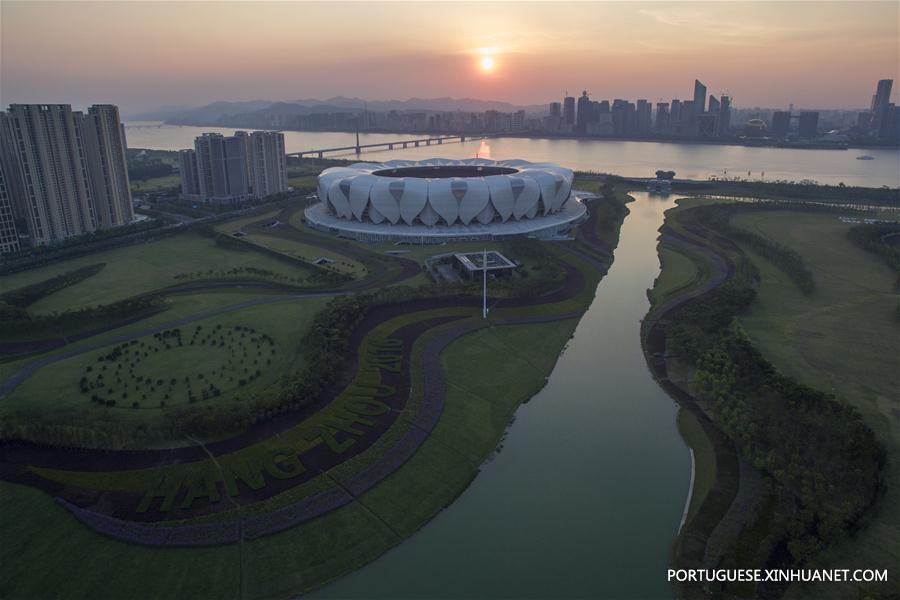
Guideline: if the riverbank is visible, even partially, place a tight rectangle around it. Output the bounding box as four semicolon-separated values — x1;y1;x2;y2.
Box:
642;197;891;599
1;189;647;597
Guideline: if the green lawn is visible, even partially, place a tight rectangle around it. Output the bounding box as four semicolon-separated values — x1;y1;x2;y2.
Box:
728;210;899;599
0;191;629;598
130;174;181;194
213;209;283;234
0;290;277;379
288;174;317;189
241;232;367;277
0;233;314;315
676;407;717;528
0;317;582;599
648;244;705;307
1;297;329;426
215;209;368;278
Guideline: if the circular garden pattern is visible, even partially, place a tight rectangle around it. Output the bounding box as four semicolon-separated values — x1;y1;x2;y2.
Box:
79;325;277;409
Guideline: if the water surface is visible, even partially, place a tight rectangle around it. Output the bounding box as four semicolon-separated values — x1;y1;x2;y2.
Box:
312;192;690;599
125;122;900;187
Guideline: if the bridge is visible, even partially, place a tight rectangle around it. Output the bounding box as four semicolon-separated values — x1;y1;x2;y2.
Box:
286;134;483;159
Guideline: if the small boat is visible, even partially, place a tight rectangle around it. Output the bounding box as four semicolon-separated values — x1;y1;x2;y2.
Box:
856;155;875;160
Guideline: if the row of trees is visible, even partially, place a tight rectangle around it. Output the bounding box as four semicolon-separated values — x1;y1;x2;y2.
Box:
681;179;900;207
847;223;900;290
0;263;106;308
208;229;351;286
1;265;562;450
0;294;166;337
692;203;816;294
0;220;165;274
664;203;885;572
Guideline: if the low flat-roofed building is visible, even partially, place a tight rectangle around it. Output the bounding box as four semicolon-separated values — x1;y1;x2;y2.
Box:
453;250;517;279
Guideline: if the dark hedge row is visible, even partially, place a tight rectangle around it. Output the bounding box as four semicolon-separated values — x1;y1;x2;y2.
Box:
0;221;170;274
0;263;106;308
692;203;816;295
0;233;576;450
0;295;167;337
847;223;900;290
206;228;351;286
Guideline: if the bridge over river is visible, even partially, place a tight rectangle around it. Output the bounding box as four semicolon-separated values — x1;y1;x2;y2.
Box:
287;134;486;159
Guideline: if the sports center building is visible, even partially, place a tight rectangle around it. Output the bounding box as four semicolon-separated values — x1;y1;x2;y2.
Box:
305;158;588;242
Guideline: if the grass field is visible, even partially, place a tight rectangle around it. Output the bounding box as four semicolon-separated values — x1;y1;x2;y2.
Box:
0;233;314;315
213;209;283;234
0;290;277;377
1;296;329;424
130;174;181;194
0;188;628;597
240;232;367;277
0;317;580;599
676;407;717;528
216;209;368;278
648;245;705;307
728;210;899;599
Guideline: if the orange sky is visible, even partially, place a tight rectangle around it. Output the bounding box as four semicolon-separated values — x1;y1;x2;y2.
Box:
1;1;898;113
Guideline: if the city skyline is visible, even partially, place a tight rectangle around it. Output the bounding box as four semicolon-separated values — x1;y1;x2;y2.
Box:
2;1;898;113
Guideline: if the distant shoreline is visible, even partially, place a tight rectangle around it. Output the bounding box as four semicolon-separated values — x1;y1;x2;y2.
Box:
144;120;900;151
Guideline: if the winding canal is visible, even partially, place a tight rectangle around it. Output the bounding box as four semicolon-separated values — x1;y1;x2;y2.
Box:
313;192;690;599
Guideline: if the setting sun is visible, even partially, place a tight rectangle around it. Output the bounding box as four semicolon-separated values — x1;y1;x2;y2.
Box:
480;55;495;71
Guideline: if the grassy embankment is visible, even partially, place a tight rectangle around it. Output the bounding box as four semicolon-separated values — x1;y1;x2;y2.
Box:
0;231;315;316
0;298;583;600
214;211;367;278
1;297;329;420
729;210;899;600
0;209;356;444
0;185;630;598
645;206;723;557
650;199;895;599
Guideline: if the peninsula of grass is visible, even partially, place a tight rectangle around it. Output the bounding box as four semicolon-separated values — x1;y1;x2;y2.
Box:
0;232;316;315
0;185;632;598
0;297;330;444
215;212;367;279
649;199;891;600
728;209;899;600
0;315;580;599
648;244;707;307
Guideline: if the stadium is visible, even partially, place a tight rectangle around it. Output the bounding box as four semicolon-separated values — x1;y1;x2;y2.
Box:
304;158;588;242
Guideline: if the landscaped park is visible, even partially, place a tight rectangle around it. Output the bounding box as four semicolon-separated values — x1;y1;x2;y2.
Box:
0;174;629;598
1;168;897;599
645;189;899;600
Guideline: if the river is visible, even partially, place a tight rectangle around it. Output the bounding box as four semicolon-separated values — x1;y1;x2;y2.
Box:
121;123;893;596
311;192;690;599
125;121;900;188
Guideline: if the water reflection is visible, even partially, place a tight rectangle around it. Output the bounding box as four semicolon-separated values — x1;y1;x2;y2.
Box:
125;123;900;188
312;193;690;600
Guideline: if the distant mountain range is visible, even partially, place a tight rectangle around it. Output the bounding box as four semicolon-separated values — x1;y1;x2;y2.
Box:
126;97;548;124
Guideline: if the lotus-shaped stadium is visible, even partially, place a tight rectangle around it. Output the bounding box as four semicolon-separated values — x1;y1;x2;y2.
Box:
304;158;588;242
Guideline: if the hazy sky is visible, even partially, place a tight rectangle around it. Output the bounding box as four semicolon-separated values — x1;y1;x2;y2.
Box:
2;1;898;114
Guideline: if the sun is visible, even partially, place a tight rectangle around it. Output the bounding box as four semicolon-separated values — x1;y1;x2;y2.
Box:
480;55;495;72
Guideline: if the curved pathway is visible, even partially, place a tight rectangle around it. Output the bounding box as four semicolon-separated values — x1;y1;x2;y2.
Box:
639;221;744;575
54;308;584;546
0;197;623;546
0;291;342;399
0;206;423;398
